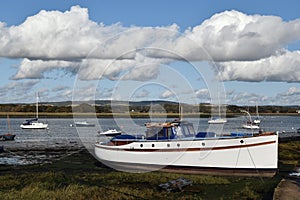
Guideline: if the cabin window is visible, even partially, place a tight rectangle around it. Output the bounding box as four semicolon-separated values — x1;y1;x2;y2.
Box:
152;144;155;147
165;127;174;139
157;129;165;138
167;144;170;147
146;127;162;138
140;144;143;148
181;124;195;137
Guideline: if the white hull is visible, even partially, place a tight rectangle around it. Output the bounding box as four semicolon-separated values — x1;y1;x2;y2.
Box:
20;122;48;129
98;129;122;136
74;122;95;127
242;124;260;129
95;134;278;171
20;93;49;129
208;118;227;124
253;119;261;124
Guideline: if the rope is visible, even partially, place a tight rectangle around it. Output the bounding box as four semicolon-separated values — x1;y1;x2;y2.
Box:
244;140;264;183
96;185;149;200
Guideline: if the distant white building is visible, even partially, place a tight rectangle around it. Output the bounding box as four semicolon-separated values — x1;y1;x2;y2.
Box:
296;110;300;114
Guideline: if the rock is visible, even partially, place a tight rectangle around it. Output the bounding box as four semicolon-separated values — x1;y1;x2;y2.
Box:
159;177;193;192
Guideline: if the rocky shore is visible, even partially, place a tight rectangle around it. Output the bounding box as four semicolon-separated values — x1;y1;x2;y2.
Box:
0;139;84;165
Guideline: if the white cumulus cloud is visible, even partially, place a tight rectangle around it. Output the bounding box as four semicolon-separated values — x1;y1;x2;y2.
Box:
0;6;299;83
160;90;175;99
216;51;300;82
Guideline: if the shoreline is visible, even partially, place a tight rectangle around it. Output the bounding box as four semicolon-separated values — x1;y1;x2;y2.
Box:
1;112;299;118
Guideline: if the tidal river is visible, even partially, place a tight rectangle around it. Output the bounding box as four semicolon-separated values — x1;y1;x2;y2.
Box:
0;116;299;165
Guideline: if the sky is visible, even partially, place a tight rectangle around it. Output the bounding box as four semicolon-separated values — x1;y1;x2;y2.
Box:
0;0;300;106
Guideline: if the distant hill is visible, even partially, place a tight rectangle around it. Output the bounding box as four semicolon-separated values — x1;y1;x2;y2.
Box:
38;100;181;107
0;100;299;115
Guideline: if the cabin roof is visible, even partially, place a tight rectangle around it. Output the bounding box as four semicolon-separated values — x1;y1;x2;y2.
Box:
145;122;174;128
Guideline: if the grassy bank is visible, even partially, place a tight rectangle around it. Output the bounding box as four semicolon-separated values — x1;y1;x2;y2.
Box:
0;140;299;199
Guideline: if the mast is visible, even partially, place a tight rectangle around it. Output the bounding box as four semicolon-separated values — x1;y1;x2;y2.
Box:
242;110;252;122
218;93;221;118
179;104;183;121
256;102;259;118
36;92;39;119
7;114;11;134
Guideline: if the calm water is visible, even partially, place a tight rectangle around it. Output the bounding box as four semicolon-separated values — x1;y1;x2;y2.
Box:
0;115;299;165
1;115;299;142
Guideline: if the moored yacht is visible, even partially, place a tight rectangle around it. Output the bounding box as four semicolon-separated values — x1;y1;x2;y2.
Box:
20;93;48;129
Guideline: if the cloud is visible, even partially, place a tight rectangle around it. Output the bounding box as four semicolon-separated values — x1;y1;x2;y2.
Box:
160;90;175;99
215;51;300;82
185;10;300;61
51;85;71;92
0;80;39;102
13;58;80;79
14;53;171;81
285;87;300;95
133;89;150;99
275;87;300;105
195;88;209;99
0;5;179;61
0;6;299;83
225;87;300;105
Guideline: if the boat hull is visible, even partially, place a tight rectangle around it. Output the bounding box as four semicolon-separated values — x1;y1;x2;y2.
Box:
95;134;278;175
75;124;95;127
0;134;16;141
242;124;260;129
97;160;277;177
208;119;227;124
20;123;48;129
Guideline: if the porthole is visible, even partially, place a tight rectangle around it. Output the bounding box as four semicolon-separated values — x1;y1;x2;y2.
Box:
167;144;170;147
152;144;155;147
177;143;180;147
202;142;205;146
240;140;244;144
140;144;143;148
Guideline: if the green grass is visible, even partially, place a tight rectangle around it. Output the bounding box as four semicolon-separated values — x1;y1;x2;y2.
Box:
0;141;299;200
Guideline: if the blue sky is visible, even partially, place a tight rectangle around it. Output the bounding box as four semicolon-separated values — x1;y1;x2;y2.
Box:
0;0;300;105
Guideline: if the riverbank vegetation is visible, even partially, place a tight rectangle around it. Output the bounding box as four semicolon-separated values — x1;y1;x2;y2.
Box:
0;140;299;199
0;104;300;118
0;101;299;118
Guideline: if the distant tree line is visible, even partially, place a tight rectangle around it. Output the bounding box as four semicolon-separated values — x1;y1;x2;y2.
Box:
0;103;299;114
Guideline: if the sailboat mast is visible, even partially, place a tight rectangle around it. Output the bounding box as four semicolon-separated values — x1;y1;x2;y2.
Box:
36;92;39;119
179;104;183;121
256;102;259;118
217;92;221;118
7;114;11;134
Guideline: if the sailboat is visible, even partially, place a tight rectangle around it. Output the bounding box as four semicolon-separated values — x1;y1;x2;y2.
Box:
253;103;261;124
20;93;48;129
0;115;16;141
208;98;227;124
241;110;260;130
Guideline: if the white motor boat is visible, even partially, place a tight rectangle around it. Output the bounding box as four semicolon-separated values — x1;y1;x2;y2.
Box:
208;117;227;124
95;119;278;177
73;121;95;127
98;129;122;136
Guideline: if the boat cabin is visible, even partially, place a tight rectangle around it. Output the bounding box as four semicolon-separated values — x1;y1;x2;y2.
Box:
145;120;196;140
22;118;38;125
